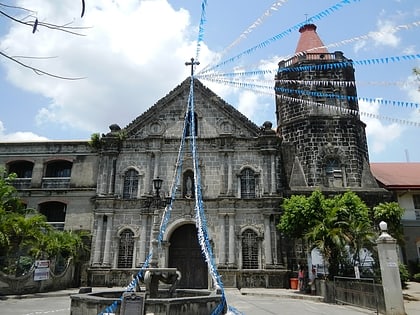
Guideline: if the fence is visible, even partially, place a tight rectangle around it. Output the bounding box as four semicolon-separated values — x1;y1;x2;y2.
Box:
333;276;385;314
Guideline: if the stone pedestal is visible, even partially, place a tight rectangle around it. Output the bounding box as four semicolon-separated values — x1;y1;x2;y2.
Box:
376;223;405;315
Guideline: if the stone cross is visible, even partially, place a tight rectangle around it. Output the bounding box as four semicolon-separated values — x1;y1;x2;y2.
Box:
185;58;200;76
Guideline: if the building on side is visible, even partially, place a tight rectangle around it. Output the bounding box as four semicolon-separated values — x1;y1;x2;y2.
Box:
370;163;420;269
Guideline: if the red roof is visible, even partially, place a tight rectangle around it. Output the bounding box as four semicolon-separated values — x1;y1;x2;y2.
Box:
370;163;420;189
295;24;329;54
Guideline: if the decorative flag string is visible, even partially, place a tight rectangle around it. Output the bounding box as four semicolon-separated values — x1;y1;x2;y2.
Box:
195;0;208;61
198;53;420;81
200;76;420;127
187;76;235;314
199;0;362;75
200;0;289;74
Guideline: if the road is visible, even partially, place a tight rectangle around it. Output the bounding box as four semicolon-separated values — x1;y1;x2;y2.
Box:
1;289;375;315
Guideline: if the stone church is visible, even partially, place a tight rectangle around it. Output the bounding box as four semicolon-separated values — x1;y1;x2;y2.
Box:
0;24;388;288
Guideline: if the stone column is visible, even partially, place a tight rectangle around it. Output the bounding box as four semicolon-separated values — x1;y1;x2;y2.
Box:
376;221;405;315
270;154;276;194
228;214;235;265
92;214;104;266
102;214;114;267
218;214;226;265
107;158;117;195
153;151;160;180
227;154;233;196
138;214;148;265
264;214;273;266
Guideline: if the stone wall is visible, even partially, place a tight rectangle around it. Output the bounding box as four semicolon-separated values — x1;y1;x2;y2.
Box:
0;260;76;295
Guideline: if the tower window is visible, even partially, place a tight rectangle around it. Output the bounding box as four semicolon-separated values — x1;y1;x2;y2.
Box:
325;159;343;187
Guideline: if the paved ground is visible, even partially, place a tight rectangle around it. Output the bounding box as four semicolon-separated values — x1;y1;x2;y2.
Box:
1;281;419;314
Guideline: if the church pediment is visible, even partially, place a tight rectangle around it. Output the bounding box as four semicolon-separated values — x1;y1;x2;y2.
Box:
123;78;261;140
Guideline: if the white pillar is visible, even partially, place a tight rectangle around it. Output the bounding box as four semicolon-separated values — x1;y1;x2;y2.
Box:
264;215;273;266
102;214;114;267
228;214;235;265
218;214;226;265
92;214;104;266
376;222;405;315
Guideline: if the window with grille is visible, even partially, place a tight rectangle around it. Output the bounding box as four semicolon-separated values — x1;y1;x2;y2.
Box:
242;229;258;269
45;160;72;177
413;195;420;209
123;169;139;199
118;229;134;268
240;168;256;199
39;201;66;230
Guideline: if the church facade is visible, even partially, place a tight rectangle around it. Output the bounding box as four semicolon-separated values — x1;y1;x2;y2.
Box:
0;24;390;288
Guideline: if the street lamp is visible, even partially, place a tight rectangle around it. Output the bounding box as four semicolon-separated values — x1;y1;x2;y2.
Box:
145;177;171;210
145;177;171;268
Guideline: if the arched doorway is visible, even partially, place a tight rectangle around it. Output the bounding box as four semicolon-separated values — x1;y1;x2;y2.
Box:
168;224;208;289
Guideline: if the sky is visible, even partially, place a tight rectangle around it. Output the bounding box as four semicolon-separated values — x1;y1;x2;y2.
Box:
0;0;419;162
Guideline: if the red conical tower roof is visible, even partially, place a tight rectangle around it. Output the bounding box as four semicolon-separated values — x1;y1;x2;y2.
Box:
295;24;328;54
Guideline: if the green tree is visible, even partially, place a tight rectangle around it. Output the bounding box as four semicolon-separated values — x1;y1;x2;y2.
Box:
0;170;89;276
278;190;375;278
373;202;405;244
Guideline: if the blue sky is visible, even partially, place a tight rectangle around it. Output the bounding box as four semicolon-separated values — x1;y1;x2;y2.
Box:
0;0;419;162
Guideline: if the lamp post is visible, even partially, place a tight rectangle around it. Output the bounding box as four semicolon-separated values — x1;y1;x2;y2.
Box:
145;177;171;268
143;177;180;298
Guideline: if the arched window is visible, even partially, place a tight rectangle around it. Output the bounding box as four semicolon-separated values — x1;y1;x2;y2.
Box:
183;170;195;199
240;168;256;199
43;160;72;189
242;229;259;269
185;111;198;137
45;160;72;177
123;169;139;199
118;229;135;268
8;160;34;178
39;201;66;230
325;158;343;187
8;161;34;189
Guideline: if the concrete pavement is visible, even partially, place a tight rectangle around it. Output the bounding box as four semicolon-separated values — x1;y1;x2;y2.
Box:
2;282;420;315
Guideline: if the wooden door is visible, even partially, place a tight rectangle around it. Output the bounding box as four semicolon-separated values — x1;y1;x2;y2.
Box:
168;224;208;289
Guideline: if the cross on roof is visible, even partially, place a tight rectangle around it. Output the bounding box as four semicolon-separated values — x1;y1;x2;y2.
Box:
185;58;200;76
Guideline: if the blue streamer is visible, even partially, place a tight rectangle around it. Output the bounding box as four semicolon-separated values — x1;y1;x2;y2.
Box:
199;0;362;75
195;0;208;61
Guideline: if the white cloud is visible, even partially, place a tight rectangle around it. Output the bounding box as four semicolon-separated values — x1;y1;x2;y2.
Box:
353;18;401;54
0;0;217;134
359;99;403;154
0;121;48;142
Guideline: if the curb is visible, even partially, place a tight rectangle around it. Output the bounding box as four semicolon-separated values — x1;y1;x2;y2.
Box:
240;288;324;303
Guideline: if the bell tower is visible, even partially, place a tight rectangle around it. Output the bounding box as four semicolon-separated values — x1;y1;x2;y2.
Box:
275;24;377;189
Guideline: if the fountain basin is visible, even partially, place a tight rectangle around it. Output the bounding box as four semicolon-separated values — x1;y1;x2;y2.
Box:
70;288;224;315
